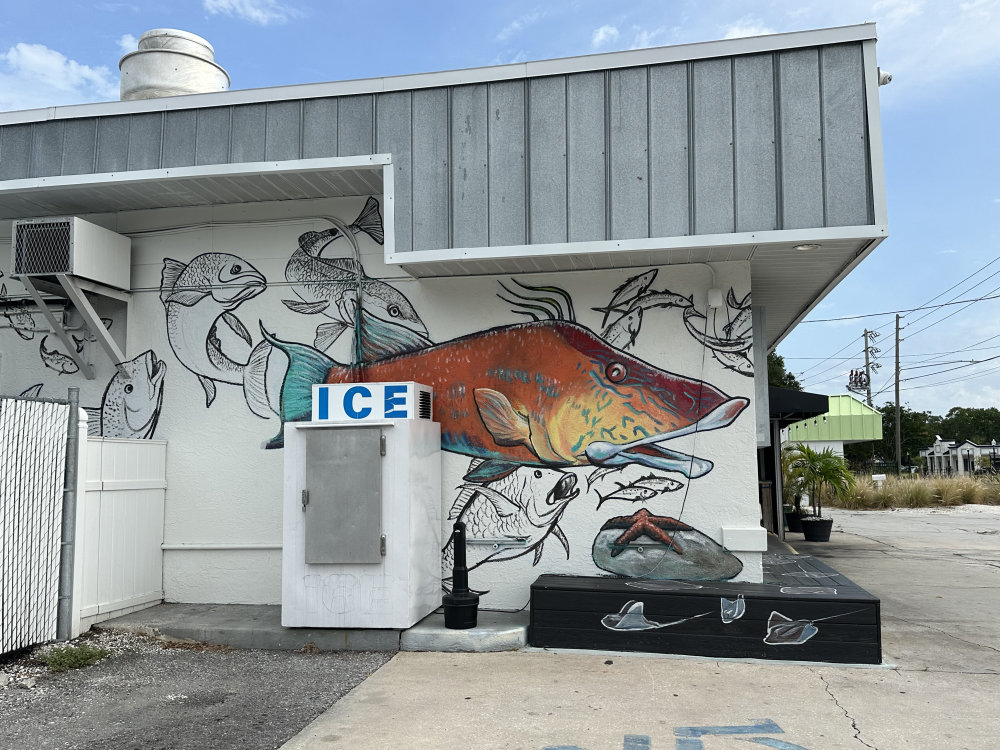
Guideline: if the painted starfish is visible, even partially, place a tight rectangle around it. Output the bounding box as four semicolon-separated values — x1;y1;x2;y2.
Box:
601;508;692;557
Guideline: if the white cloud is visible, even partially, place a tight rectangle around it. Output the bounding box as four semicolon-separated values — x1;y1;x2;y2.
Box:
722;16;776;39
936;249;959;254
0;43;119;111
872;0;924;27
203;0;298;26
630;26;670;49
592;25;620;48
118;34;138;55
497;10;545;41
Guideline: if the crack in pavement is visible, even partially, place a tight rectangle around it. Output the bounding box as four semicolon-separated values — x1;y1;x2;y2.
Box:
889;614;1000;656
813;669;878;749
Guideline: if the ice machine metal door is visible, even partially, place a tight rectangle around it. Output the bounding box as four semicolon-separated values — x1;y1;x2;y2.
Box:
303;427;382;564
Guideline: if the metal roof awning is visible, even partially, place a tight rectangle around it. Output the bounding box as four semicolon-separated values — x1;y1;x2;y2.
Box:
769;386;830;428
0;156;388;220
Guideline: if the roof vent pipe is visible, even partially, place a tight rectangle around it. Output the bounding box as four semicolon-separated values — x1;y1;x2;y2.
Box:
119;29;230;101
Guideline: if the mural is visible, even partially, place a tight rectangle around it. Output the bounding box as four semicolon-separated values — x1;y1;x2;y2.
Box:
281;197;431;359
763;608;864;646
440;463;578;590
591;508;744;580
684;289;754;377
2;199;760;608
160;253;266;407
601;600;712;632
83;350;167;438
39;335;80;375
1;282;38;340
721;594;746;623
259;320;748;480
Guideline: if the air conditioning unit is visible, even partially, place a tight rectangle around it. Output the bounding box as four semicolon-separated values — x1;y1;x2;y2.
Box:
11;216;131;291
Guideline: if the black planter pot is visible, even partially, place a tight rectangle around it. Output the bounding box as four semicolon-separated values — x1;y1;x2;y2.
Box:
800;516;834;542
785;512;804;533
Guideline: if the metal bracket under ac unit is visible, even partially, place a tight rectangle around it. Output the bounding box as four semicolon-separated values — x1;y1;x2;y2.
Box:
19;275;130;379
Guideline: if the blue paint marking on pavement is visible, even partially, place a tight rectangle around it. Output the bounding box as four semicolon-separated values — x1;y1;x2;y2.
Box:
674;719;783;738
744;739;811;749
624;736;652;749
675;739;704;749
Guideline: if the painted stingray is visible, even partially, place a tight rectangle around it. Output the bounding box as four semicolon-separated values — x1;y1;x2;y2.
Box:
601;600;712;631
258;320;748;483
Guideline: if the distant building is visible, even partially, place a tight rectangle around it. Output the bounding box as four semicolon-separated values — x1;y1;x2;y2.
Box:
920;437;999;476
780;394;882;456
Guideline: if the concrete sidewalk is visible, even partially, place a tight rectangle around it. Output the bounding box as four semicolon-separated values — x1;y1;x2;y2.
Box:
279;506;1000;750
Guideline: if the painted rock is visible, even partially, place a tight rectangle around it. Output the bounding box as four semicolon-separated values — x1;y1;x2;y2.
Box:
591;509;743;580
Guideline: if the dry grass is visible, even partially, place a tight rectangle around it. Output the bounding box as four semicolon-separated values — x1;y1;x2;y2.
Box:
832;474;1000;509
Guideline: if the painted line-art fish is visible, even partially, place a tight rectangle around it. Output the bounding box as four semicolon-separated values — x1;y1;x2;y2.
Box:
258;320;749;482
601;307;643;350
83;350;167;439
682;288;754;378
39;336;79;375
593;270;659;327
1;283;39;341
441;464;579;588
18;384;43;398
594;472;685;510
600;600;712;631
282;197;431;359
160;253;266;407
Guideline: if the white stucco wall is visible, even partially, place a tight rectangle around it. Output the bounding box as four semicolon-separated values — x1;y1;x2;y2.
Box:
1;196;763;608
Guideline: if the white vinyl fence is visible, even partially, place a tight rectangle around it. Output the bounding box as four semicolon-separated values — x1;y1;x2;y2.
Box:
75;437;166;631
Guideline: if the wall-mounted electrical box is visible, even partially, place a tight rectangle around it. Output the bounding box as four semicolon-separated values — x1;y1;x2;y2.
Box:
281;408;441;629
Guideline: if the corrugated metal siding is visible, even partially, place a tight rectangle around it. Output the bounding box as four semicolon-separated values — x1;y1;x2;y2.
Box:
0;43;873;253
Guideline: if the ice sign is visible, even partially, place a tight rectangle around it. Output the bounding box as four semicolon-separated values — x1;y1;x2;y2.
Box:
311;382;432;422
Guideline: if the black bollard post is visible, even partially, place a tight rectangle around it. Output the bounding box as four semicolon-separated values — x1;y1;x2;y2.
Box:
442;520;480;629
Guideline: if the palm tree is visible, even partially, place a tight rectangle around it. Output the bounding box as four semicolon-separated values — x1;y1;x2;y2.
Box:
785;443;855;517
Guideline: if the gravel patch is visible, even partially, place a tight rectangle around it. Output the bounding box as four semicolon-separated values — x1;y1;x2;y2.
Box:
0;628;392;750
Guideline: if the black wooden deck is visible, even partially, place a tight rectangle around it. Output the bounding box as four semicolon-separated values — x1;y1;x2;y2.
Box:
529;552;881;664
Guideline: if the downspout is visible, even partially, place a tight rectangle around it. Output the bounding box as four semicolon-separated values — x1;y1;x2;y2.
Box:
57;387;81;641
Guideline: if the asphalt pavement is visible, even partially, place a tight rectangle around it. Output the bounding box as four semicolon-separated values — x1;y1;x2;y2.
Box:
283;505;1000;750
2;505;998;750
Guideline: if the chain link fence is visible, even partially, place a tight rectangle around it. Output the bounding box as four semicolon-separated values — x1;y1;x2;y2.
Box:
0;392;73;655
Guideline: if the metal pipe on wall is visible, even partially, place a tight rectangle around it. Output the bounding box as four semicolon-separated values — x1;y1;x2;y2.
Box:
56;387;81;641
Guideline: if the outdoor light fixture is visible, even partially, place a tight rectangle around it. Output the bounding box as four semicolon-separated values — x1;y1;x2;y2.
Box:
793;243;821;251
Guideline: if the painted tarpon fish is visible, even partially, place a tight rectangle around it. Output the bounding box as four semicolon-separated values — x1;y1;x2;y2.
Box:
441;464;579;587
83;350;167;438
282;197;430;359
160;253;266;407
260;319;749;481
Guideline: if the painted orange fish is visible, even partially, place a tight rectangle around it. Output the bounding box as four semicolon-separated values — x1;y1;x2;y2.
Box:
260;320;748;481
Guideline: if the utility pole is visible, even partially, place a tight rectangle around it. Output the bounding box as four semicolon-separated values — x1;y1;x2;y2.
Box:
895;314;902;473
863;329;873;406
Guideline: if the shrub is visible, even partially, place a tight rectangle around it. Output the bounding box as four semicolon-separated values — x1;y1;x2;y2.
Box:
833;474;1000;510
38;643;110;673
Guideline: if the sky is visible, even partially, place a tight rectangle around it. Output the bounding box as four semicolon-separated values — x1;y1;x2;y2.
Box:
1;0;998;417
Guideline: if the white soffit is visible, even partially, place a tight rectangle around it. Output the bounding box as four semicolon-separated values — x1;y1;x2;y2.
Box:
0;156;388;220
390;227;885;348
